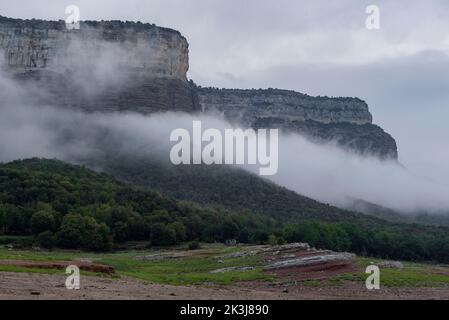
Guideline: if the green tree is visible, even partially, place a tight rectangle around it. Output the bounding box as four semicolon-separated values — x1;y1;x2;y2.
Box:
170;221;187;243
112;221;129;243
150;223;176;246
37;231;55;249
30;210;55;234
56;214;112;251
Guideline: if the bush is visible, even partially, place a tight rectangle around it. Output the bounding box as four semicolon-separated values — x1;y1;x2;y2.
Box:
150;223;177;246
0;235;33;246
30;210;55;234
268;234;278;246
37;231;55;249
188;241;201;250
112;221;129;243
250;230;269;244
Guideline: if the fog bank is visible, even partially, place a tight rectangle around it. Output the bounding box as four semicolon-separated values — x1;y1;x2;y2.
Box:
1;67;448;214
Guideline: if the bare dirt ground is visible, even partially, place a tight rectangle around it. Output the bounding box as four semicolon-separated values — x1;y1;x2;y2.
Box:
1;272;449;300
2;244;449;300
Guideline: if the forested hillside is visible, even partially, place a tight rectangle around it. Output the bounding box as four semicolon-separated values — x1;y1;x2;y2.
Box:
2;158;449;263
0;158;277;250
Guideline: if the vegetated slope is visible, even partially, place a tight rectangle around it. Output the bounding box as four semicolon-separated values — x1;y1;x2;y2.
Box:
0;158;277;250
3;158;449;263
90;155;449;263
349;198;449;227
96;155;366;224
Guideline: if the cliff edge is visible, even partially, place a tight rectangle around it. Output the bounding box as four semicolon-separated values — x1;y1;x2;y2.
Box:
196;87;398;159
0;15;398;159
0;15;199;113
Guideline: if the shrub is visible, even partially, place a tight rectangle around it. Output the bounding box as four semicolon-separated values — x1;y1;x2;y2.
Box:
268;234;278;246
188;241;201;250
150;223;177;246
30;210;55;234
37;231;55;249
250;230;269;244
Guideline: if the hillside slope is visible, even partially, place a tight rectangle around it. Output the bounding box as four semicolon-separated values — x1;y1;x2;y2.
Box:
2;158;449;262
95;155;367;224
0;158;276;250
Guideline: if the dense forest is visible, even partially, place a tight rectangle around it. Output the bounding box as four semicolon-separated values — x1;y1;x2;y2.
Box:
0;159;279;251
95;155;366;224
2;158;449;263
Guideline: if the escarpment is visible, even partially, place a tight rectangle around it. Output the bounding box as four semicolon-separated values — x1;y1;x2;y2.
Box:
0;15;398;159
0;15;199;113
196;87;398;159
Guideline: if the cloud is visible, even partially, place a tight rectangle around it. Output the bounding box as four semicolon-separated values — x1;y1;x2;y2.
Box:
1;0;449;214
266;134;449;213
1;66;449;214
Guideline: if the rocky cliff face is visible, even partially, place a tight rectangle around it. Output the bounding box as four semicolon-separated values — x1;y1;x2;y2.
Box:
0;15;398;159
196;87;398;159
0;15;199;113
196;87;373;125
0;16;188;78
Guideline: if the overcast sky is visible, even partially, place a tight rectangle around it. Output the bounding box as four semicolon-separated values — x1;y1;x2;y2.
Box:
1;0;449;182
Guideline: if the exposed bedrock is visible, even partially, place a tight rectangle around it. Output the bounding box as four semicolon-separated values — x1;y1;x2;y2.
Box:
0;15;199;113
196;87;398;159
0;15;398;159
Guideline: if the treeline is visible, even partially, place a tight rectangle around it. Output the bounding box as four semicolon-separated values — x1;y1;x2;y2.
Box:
280;221;449;263
98;155;363;224
0;159;278;251
2;159;449;264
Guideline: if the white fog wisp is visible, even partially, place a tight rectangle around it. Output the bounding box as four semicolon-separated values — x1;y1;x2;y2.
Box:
1;57;449;215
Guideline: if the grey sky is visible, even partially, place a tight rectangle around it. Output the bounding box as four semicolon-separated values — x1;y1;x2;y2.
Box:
1;0;449;182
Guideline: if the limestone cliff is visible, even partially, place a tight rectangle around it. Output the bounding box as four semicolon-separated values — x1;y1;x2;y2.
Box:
196;87;398;159
0;16;188;78
0;15;398;159
196;88;373;125
0;15;199;113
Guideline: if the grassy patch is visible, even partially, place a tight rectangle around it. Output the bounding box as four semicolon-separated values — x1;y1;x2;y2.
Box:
299;280;322;288
0;248;89;262
333;269;449;288
0;246;273;286
330;257;449;288
0;265;63;275
97;251;272;285
0;265;105;278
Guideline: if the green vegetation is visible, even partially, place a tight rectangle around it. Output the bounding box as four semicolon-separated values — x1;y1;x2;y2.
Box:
98;253;270;285
2;246;449;288
0;159;277;251
98;155;362;223
2;158;449;264
330;257;449;288
283;221;449;263
0;246;272;285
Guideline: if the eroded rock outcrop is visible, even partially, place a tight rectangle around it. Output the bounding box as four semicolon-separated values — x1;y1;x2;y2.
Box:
211;243;355;274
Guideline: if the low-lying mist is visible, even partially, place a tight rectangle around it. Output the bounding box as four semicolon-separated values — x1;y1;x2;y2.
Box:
1;66;448;215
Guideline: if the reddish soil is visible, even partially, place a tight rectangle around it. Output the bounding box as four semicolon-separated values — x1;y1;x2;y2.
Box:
270;261;361;281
